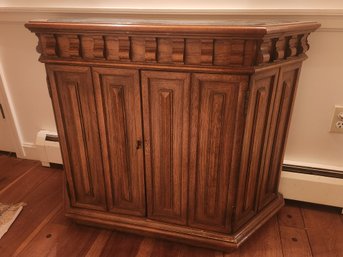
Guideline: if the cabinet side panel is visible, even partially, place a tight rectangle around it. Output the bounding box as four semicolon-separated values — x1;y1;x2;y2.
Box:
46;65;106;211
233;68;279;230
189;73;248;233
258;63;301;210
93;68;146;216
142;71;190;225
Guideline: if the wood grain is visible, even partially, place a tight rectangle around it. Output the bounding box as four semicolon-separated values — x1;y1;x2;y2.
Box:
258;63;301;210
234;68;279;230
149;239;182;257
189;73;248;233
84;230;112;257
135;238;156;257
279;226;312;257
302;206;343;257
93;67;146;216
0;156;40;193
27;20;320;68
0;167;62;257
278;204;305;228
16;207;103;257
142;71;190;225
238;217;284;257
99;232;144;257
47;65;107;211
13;204;63;257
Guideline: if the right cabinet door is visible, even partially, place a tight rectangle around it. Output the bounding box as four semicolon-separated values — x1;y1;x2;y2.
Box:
188;73;249;233
233;68;280;230
257;63;301;210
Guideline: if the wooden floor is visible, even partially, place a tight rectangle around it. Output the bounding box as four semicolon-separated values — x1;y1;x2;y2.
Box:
0;154;342;257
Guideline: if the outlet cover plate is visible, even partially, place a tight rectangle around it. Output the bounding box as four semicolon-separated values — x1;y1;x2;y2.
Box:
330;105;343;133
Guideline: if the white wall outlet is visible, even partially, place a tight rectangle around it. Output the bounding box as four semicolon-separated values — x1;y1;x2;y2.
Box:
330;106;343;133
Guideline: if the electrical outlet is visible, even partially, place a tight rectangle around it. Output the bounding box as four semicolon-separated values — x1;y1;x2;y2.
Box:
330;106;343;133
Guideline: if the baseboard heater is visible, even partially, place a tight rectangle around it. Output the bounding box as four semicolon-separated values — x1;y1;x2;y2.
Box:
279;164;343;211
35;130;62;167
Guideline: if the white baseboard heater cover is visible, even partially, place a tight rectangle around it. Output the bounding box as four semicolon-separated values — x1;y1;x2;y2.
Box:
35;130;62;167
279;171;343;209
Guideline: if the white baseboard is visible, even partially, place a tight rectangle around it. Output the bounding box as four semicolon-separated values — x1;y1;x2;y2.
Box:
280;171;343;208
22;143;40;161
22;134;62;166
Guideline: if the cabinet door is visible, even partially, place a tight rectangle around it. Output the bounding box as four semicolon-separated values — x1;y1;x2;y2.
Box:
141;71;190;225
233;68;279;230
93;68;146;216
46;65;106;211
257;63;301;210
189;73;249;233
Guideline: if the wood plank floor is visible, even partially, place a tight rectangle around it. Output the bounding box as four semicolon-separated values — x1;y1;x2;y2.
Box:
0;154;342;257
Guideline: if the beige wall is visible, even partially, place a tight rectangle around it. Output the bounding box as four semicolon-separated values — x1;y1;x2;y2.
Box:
286;31;343;169
0;23;56;144
0;5;342;169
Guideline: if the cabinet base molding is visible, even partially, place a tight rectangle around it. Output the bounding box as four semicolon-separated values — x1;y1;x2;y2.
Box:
67;194;284;251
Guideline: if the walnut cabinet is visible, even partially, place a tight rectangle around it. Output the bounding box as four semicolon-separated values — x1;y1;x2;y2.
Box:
26;19;319;250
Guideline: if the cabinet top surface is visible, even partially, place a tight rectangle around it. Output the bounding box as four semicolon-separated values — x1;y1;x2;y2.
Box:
26;18;320;36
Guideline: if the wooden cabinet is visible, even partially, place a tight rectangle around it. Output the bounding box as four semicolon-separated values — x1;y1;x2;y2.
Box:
26;19;319;251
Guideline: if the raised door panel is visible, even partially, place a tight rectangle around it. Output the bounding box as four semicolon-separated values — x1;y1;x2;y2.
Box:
46;65;106;211
189;73;249;233
258;63;301;210
92;68;146;216
233;68;279;230
142;71;190;225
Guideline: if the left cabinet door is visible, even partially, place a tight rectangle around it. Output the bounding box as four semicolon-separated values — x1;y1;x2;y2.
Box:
92;68;146;216
46;65;107;211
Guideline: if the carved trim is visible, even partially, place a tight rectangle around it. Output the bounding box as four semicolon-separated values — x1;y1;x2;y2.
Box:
159;89;174;210
257;39;272;64
39;34;57;57
200;39;214;65
256;33;311;65
118;37;130;60
273;37;286;61
36;32;313;67
297;33;310;55
285;35;298;58
145;37;157;62
171;38;184;63
80;35;104;59
55;34;80;58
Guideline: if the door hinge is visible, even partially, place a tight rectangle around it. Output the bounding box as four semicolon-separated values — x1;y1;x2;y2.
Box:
244;90;250;116
0;103;5;119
